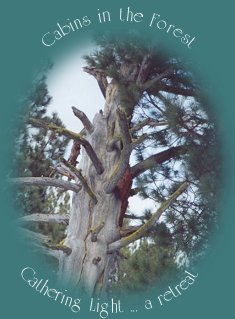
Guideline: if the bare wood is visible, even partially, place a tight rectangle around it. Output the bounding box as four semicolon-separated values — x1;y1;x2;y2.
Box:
50;165;76;180
28;117;104;174
72;106;94;134
28;117;82;139
43;242;72;255
17;213;69;226
89;221;105;242
60;158;98;204
11;177;81;192
105;108;132;194
130;146;185;178
80;144;103;174
108;182;188;252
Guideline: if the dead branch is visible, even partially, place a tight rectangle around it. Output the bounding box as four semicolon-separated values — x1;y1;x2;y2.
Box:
50;165;76;180
60;158;98;204
119;226;140;237
89;221;105;242
11;177;81;192
108;182;188;252
131;119;168;133
72;106;94;134
123;213;146;221
28;118;104;174
67;140;81;167
17;213;69;226
43;242;72;255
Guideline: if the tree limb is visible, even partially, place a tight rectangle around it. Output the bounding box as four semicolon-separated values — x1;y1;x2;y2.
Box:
149;84;197;97
143;69;173;92
83;67;108;98
28;118;104;175
60;158;98;204
17;213;69;226
28;117;82;139
72;106;94;134
108;182;188;252
131;118;168;133
71;138;104;175
131;146;186;178
124;213;146;221
19;228;61;259
89;221;105;242
105;109;132;194
43;242;72;255
11;177;81;192
119;225;140;237
49;165;76;180
132;133;148;148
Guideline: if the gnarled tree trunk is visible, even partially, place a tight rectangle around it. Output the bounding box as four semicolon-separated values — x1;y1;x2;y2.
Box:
58;81;134;295
14;52;190;297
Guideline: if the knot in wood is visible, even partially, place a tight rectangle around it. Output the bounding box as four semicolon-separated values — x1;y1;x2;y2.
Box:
92;257;101;265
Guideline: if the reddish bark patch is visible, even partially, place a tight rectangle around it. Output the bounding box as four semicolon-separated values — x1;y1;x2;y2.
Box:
116;166;133;227
68;140;81;167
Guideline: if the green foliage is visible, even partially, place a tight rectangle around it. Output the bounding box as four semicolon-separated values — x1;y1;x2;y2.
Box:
84;34;169;81
111;223;178;295
84;36;220;288
14;75;70;243
134;92;220;258
13;36;220;292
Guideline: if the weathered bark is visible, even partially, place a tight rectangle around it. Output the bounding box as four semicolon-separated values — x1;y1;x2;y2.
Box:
15;57;191;296
58;81;136;296
11;177;81;192
17;213;69;225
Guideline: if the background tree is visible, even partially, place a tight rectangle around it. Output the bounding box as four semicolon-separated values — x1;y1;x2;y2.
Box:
13;34;220;296
14;75;70;244
109;221;178;295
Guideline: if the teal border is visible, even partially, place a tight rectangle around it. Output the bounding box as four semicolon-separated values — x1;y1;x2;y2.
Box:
1;1;234;318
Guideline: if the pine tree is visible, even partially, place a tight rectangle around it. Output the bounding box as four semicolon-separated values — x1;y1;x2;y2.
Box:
13;34;220;296
14;75;70;243
110;222;178;295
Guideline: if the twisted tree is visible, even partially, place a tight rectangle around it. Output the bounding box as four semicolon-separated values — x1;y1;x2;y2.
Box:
13;35;219;296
